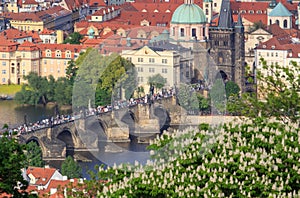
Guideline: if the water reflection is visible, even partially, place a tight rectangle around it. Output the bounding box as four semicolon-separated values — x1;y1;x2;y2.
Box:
0;100;72;128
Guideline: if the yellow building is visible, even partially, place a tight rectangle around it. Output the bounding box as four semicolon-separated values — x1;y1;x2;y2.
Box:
121;45;193;93
0;38;86;84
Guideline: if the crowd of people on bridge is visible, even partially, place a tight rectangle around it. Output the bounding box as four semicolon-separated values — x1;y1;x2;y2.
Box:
8;87;177;135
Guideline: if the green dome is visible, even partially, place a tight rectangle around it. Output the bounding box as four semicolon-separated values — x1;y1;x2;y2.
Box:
171;4;206;24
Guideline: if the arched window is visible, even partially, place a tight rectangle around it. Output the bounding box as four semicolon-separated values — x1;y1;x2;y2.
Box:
269;19;272;25
276;20;279;26
283;19;288;28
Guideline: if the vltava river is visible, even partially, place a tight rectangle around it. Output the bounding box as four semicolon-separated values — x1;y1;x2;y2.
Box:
0;100;71;128
0;100;150;179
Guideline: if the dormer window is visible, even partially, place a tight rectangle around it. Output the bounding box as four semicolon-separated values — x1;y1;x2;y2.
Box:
46;49;51;57
55;50;61;58
271;45;275;49
263;45;266;48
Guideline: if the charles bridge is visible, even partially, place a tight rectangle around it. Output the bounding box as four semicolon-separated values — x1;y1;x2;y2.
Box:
18;97;184;160
18;96;239;160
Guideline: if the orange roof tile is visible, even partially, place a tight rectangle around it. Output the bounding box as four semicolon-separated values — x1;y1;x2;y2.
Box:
26;166;57;186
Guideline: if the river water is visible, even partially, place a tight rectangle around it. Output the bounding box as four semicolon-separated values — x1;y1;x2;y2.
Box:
0;100;151;179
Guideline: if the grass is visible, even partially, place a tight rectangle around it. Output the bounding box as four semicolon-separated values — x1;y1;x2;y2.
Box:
0;84;22;96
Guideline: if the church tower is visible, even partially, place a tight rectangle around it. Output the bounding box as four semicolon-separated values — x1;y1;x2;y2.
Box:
209;0;246;91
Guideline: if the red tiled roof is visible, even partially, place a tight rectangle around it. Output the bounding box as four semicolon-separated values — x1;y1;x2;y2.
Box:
18;41;39;51
26;167;57;186
22;0;38;5
40;28;56;35
256;35;292;50
0;28;31;39
88;0;106;7
92;5;120;17
3;12;41;22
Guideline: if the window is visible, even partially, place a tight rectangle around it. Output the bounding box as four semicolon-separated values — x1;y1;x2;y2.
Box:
275;52;278;57
162;68;167;73
46;50;51;57
267;52;269;57
2;78;5;83
137;67;144;72
138;77;144;82
271;52;273;57
22;53;25;58
2;53;6;58
223;41;228;46
172;27;175;36
2;70;6;74
258;52;261;56
56;50;61;58
44;60;47;64
180;28;184;37
269;19;272;25
205;9;208;15
149;58;155;63
66;51;71;58
22;69;25;75
162;59;167;64
149;68;155;72
192;28;196;37
138;57;144;62
284;19;288;28
214;2;217;7
127;57;132;62
57;67;60;73
64;61;67;65
2;62;6;66
11;67;14;74
276;20;279;26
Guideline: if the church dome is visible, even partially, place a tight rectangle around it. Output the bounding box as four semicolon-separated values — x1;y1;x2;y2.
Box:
171;3;206;24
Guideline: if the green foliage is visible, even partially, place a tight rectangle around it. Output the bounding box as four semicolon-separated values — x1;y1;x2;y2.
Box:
225;81;240;98
0;125;29;197
249;21;266;32
209;79;226;114
229;59;300;123
61;156;82;179
15;72;73;106
25;141;44;167
63;32;83;44
148;74;166;92
197;93;210;114
95;88;111;106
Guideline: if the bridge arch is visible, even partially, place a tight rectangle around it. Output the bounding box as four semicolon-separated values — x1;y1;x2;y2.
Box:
25;136;48;158
56;128;75;156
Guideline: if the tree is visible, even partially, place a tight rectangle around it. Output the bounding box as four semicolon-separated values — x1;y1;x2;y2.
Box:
229;59;300;124
25;141;44;167
248;21;266;32
14;72;54;105
63;32;83;44
148;74;166;93
209;79;226;114
0;125;29;197
225;81;240;98
61;156;82;179
197;93;210;114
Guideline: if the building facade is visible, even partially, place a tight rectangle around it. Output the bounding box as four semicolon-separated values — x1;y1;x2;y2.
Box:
209;0;246;91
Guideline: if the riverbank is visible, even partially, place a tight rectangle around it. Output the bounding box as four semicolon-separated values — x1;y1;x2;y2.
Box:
0;84;22;99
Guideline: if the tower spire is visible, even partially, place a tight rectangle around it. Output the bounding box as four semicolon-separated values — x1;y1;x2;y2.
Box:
218;0;233;28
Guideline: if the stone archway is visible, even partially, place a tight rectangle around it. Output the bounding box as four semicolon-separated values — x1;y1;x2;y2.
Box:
216;70;228;81
26;137;47;158
57;130;75;157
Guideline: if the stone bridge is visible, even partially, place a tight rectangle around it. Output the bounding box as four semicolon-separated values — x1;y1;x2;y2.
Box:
18;96;182;160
